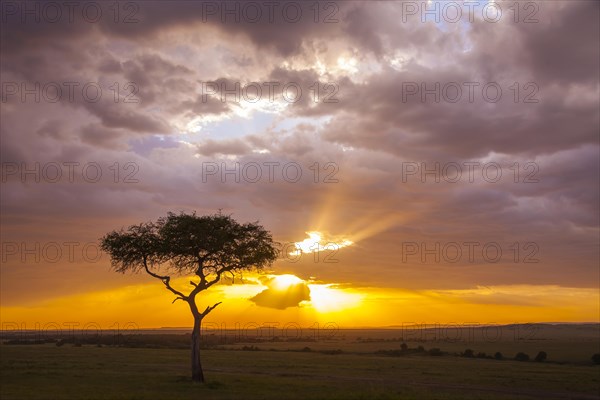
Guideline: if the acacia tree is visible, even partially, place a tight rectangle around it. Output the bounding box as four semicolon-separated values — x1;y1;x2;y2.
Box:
100;212;278;382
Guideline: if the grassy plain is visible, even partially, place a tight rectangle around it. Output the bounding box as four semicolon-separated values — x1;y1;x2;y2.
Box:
1;324;599;400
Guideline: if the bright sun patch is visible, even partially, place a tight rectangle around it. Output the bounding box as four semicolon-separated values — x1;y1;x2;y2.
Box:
290;231;353;256
306;284;364;313
272;274;304;290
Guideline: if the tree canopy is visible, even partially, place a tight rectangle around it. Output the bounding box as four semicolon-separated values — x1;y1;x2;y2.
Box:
100;212;278;312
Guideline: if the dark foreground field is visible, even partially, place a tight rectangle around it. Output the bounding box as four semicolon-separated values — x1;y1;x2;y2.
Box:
1;325;599;400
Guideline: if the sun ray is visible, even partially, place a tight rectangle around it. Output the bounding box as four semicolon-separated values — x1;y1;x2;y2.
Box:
290;231;353;256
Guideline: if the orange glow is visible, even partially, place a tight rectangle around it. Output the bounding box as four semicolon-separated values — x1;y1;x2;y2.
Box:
305;284;364;313
1;279;598;329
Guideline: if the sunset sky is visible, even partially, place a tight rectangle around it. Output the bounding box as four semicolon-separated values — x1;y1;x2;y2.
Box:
1;1;599;330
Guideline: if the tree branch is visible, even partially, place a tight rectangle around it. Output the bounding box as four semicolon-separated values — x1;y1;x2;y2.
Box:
203;271;224;290
201;301;222;317
195;257;207;288
203;263;241;290
142;257;188;301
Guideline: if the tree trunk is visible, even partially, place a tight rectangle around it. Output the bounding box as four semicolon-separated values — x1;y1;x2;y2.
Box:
191;316;204;382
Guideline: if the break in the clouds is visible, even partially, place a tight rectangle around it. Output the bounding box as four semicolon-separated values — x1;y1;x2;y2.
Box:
0;1;598;323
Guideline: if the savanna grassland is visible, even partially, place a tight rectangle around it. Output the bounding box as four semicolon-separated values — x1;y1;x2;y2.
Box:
1;324;599;400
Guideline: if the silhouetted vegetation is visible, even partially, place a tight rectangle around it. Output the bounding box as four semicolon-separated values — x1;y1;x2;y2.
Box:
5;331;596;369
319;349;343;355
100;212;278;383
377;344;444;357
428;348;443;356
3;339;55;345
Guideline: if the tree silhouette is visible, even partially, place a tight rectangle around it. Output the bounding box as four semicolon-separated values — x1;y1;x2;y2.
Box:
462;348;474;358
515;352;530;361
100;212;278;382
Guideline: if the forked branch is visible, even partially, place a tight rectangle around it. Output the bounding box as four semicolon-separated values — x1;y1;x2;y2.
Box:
201;301;222;317
143;259;188;301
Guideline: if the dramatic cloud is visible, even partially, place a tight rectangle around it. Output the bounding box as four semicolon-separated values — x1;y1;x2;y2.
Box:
1;0;598;325
250;275;311;309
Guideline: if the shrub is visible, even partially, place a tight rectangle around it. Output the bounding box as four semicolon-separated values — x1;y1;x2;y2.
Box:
462;348;474;358
476;352;487;359
416;345;425;353
515;352;530;361
592;354;600;365
494;352;503;360
400;343;408;351
320;349;343;355
429;348;443;356
534;351;547;362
